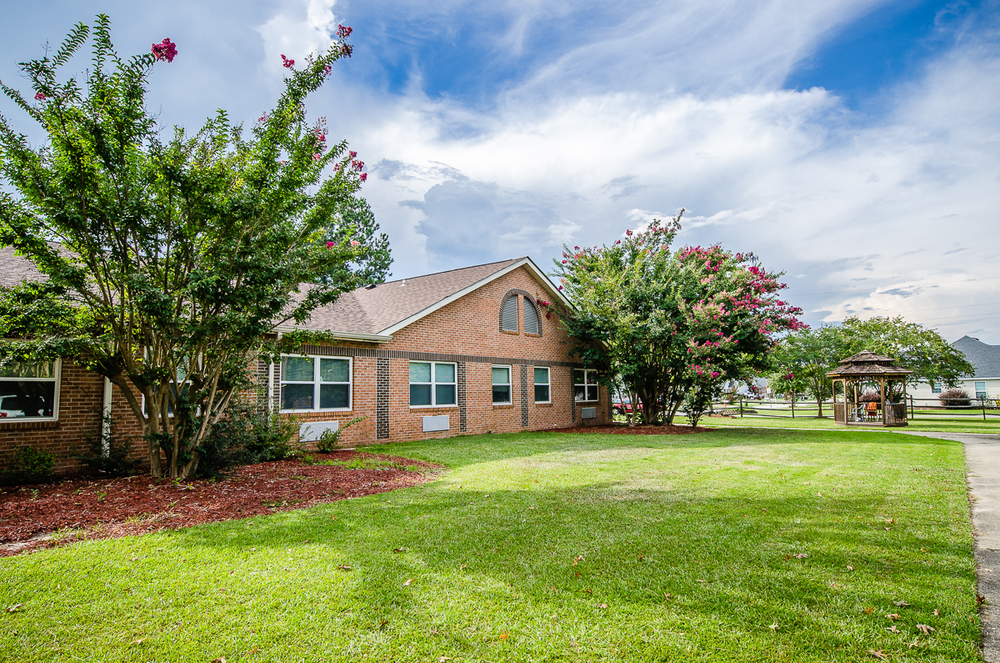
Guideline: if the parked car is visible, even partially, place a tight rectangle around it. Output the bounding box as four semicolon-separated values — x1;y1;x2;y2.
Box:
612;397;642;416
0;394;48;418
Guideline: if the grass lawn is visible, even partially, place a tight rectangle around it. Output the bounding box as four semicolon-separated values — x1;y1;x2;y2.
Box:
0;429;980;662
706;412;999;435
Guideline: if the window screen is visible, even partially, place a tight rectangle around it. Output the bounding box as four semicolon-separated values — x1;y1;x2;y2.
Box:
501;295;518;332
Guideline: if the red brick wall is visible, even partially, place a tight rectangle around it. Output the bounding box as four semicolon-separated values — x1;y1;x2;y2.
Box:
282;265;608;448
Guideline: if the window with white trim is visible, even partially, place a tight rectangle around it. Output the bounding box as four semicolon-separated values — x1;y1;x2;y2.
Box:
534;366;550;403
931;381;942;394
0;360;60;420
574;369;599;402
976;381;988;399
280;356;351;411
492;365;512;404
409;362;457;407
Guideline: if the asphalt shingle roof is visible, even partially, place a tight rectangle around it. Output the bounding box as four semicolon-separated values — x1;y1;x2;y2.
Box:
0;247;45;288
295;258;523;334
954;336;1000;379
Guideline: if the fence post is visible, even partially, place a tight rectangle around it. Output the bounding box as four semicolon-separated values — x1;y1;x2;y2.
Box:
909;395;914;420
740;399;744;418
984;398;988;422
791;398;795;418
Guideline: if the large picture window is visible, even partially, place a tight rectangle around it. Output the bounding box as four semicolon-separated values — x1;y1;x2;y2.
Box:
280;356;351;411
492;365;512;404
574;369;599;402
409;362;457;407
0;360;59;420
534;367;550;403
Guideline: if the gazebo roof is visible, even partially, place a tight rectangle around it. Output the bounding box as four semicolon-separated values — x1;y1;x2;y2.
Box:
826;350;914;378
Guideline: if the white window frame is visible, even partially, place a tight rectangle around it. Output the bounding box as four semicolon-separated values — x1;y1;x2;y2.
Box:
533;366;551;404
279;355;353;413
0;359;61;422
931;381;942;394
408;361;458;408
492;365;512;404
976;381;988;399
574;368;600;402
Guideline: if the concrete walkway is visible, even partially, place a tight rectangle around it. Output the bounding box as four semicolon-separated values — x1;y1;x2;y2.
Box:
897;430;1000;662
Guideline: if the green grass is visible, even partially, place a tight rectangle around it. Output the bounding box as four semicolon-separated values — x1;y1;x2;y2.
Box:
0;429;980;661
706;412;999;434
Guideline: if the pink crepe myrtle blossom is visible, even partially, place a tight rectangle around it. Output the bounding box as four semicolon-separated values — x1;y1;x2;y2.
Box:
151;38;177;63
340;43;354;58
323;64;332;75
359;172;367;182
258;114;269;123
350;240;360;247
337;24;353;38
349;150;357;158
34;91;46;101
334;163;341;172
281;54;295;69
326;241;335;248
312;153;322;161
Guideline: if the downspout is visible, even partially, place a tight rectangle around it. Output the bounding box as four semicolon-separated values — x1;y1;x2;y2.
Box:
102;377;113;455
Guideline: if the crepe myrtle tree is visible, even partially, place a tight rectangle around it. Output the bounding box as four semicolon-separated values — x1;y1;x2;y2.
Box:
552;212;803;425
0;16;390;480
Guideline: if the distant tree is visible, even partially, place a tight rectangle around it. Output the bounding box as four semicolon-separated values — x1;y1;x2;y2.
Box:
553;214;803;424
0;16;389;480
840;316;973;388
769;326;849;416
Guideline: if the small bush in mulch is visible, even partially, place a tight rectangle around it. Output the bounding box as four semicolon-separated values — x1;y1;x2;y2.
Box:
0;450;441;557
0;445;56;486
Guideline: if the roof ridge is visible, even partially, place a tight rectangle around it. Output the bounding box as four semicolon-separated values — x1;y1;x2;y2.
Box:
374;257;523;287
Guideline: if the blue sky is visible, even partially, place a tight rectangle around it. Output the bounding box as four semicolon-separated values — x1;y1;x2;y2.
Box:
2;0;999;342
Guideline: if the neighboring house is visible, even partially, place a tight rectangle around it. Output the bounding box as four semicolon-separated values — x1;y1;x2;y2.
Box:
0;249;608;473
909;335;1000;403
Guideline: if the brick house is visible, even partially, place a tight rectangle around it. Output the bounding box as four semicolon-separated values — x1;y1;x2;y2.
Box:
0;250;608;474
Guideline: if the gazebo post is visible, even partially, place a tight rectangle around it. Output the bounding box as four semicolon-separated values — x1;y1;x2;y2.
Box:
880;377;886;425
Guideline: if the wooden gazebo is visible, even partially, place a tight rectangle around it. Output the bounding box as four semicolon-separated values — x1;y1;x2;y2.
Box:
827;351;913;427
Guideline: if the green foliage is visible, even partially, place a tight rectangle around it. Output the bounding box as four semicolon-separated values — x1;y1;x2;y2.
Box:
681;383;717;428
72;413;141;478
0;16;390;480
197;400;298;479
1;445;55;485
840;316;973;387
315;416;366;453
554;213;803;424
769;326;848;416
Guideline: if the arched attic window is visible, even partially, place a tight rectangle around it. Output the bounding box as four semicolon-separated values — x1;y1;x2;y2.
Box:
523;298;541;335
501;294;519;332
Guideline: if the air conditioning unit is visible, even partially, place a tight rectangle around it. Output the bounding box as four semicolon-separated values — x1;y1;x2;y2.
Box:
422;415;450;432
581;407;597;419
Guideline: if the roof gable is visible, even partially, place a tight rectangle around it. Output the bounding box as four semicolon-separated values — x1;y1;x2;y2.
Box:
294;256;571;337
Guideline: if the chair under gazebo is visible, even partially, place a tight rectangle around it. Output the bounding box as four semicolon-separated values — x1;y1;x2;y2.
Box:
827;351;913;427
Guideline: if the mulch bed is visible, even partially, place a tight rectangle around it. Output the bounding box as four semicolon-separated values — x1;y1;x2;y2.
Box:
549;423;714;435
0;450;440;558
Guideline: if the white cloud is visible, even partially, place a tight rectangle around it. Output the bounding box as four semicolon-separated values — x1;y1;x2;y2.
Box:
256;0;340;74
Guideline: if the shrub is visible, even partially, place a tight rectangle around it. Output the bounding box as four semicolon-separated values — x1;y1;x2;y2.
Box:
682;388;716;429
72;414;141;478
1;445;56;485
940;388;971;408
315;417;367;453
196;401;298;479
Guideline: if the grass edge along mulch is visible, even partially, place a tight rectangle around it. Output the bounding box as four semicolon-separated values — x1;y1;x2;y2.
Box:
0;450;442;557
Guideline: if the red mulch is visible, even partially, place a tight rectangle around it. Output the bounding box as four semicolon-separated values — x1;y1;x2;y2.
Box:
548;423;714;435
0;450;440;557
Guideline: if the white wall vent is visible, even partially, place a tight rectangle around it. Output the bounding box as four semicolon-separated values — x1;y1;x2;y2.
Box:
299;420;339;442
422;415;450;432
